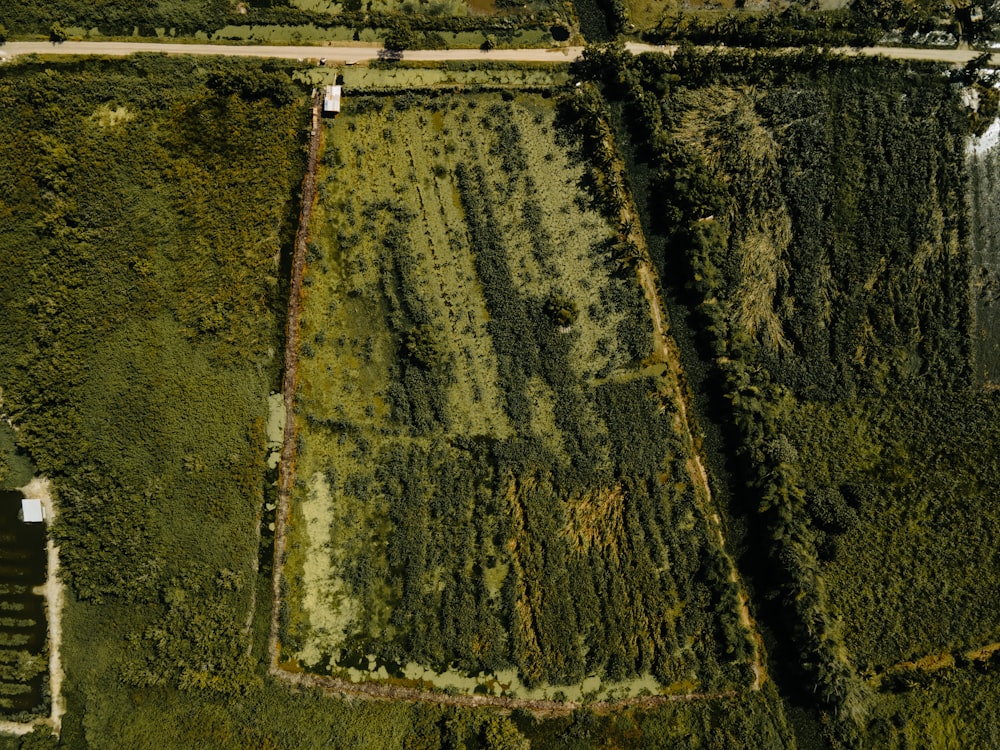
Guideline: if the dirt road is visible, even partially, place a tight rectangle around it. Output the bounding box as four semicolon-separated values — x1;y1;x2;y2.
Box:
1;40;997;66
0;40;582;63
269;90;323;674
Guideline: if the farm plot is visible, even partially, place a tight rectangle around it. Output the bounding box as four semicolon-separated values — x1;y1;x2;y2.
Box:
288;0;557;17
280;91;755;699
0;491;48;720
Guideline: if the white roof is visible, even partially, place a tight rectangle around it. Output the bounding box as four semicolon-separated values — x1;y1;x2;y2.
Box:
21;498;44;523
323;85;342;113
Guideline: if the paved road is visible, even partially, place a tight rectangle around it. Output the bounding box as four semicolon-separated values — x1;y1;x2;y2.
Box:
1;39;997;65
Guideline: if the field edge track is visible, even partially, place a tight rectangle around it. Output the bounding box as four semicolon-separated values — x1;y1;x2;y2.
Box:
268;89;323;677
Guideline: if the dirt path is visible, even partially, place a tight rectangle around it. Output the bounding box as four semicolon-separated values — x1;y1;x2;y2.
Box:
0;40;582;63
277;669;738;716
268;90;323;673
30;478;65;734
871;639;1000;686
622;140;765;690
636;251;764;692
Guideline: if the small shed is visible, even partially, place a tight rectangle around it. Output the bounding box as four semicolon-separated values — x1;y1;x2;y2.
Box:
21;498;44;523
323;85;342;115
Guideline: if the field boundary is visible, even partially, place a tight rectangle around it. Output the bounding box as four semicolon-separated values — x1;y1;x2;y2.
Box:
618;146;766;696
268;89;323;675
276;669;737;716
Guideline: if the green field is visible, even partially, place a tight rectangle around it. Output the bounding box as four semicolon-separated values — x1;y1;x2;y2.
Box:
0;53;306;742
279;89;757;699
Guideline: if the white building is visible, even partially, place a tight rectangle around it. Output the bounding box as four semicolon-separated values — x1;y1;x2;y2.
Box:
21;498;44;523
323;85;342;115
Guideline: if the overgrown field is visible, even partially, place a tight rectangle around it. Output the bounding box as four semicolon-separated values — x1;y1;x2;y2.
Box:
280;89;757;699
0;53;800;749
0;53;307;741
581;47;1000;745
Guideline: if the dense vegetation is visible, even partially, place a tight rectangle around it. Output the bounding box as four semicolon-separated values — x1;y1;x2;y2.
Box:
613;0;962;45
280;90;757;697
0;52;306;737
0;0;567;43
0;55;797;749
576;45;1000;746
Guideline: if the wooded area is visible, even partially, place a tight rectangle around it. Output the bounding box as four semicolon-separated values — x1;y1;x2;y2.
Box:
577;44;1000;747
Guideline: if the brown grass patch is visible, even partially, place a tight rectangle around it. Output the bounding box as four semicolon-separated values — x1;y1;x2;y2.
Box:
562;484;626;554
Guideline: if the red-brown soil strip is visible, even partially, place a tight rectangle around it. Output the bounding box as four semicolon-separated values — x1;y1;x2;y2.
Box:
268;90;322;670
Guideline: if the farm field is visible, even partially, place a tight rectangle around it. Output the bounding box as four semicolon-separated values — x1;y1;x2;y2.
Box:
3;0;571;44
0;53;796;750
582;46;1000;745
1;0;231;37
287;0;557;19
624;0;851;37
0;491;47;722
279;89;758;700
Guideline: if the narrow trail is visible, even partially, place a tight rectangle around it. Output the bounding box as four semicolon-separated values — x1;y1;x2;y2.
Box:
268;89;323;674
276;669;738;716
634;234;765;693
34;479;64;735
871;638;1000;686
615;111;765;689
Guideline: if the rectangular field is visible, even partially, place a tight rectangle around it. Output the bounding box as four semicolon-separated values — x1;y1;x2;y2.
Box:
279;90;755;699
619;50;996;697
